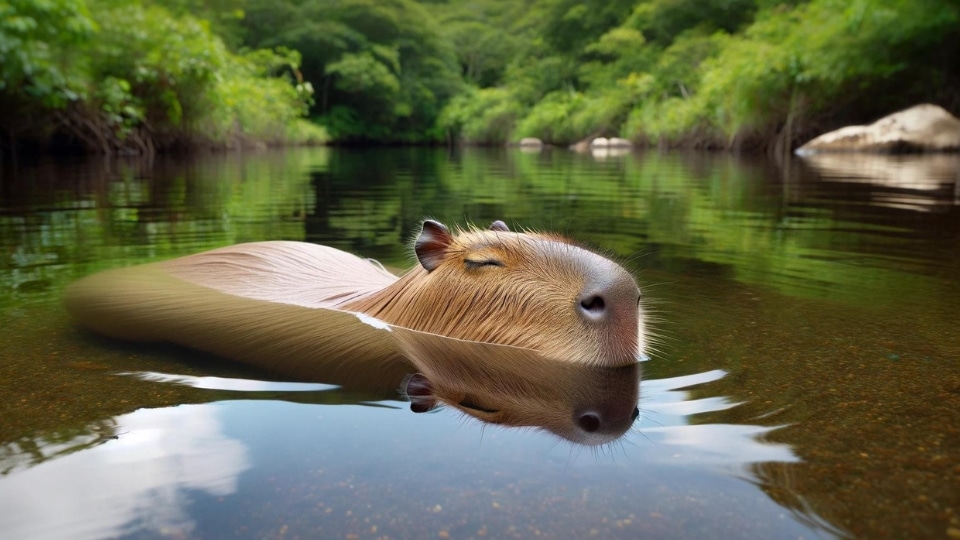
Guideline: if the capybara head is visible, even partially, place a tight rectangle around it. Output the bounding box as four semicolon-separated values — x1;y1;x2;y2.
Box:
342;220;645;367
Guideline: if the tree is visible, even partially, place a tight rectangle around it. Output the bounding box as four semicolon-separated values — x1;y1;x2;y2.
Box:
242;0;462;142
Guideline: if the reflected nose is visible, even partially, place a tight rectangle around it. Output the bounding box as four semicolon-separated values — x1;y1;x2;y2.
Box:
575;405;640;435
577;412;601;433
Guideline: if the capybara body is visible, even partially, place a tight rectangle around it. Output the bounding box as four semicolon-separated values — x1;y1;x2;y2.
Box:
67;219;645;368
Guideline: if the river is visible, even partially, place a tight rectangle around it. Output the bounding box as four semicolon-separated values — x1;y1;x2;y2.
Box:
1;147;958;539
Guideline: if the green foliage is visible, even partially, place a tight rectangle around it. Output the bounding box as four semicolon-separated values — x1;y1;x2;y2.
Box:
90;4;227;129
440;0;959;148
242;0;462;143
214;48;314;144
0;0;95;108
0;0;313;153
1;0;956;150
326;51;401;102
148;0;249;49
643;0;960;146
627;0;757;46
438;86;522;144
440;19;519;87
538;0;638;54
515;91;586;143
285;119;330;145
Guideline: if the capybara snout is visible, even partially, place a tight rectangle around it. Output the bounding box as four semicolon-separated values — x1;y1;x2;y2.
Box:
575;248;641;324
571;252;643;362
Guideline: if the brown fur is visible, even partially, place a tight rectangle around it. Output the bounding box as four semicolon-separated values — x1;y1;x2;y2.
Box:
64;265;413;388
340;225;644;366
68;220;644;368
393;327;640;445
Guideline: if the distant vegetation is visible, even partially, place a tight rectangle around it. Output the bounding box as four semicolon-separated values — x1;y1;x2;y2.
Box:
0;0;325;153
1;0;957;153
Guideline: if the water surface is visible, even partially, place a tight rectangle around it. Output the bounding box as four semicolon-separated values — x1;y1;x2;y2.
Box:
1;148;958;539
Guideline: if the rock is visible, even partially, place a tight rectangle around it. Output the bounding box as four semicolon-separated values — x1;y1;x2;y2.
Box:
590;137;610;148
591;147;630;159
572;137;633;152
517;137;543;147
569;139;591;152
797;104;960;154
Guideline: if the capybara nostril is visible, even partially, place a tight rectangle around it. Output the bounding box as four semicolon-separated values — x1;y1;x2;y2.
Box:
579;295;606;317
631;407;639;421
577;412;601;433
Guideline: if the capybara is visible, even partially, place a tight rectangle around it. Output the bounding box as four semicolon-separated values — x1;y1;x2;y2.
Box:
66;219;646;371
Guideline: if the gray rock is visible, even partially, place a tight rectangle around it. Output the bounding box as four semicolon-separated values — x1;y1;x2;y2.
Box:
608;137;633;148
797;104;960;154
590;137;610;148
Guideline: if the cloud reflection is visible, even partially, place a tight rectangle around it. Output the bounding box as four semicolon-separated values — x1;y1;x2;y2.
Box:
0;404;249;540
634;370;798;469
123;370;337;392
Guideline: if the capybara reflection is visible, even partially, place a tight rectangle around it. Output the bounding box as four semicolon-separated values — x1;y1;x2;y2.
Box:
392;327;641;445
67;219;645;367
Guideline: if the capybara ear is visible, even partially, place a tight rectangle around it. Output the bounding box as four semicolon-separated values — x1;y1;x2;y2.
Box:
489;220;509;232
415;220;453;272
405;373;438;413
410;400;435;413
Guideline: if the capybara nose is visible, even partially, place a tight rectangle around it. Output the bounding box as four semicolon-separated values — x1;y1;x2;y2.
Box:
576;266;640;324
578;294;607;320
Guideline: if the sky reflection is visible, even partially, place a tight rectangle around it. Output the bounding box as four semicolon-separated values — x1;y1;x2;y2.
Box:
0;368;809;539
631;369;797;469
0;404;249;540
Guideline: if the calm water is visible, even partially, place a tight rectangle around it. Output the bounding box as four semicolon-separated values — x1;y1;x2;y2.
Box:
1;148;958;539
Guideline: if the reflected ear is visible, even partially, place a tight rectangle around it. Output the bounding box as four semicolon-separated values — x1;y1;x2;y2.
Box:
415;220;453;272
489;220;509;232
406;373;438;413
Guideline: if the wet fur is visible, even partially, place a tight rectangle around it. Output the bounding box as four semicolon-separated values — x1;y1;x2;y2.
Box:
393;326;640;445
65;221;645;441
70;222;643;367
341;226;643;365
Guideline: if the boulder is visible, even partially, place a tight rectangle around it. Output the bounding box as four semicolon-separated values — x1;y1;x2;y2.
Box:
517;137;544;147
572;137;633;152
590;137;610;148
797;104;960;154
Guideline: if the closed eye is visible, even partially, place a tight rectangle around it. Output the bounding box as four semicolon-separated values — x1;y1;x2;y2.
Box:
458;398;499;414
464;259;504;269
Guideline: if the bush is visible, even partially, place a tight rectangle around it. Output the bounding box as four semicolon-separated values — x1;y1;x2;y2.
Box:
439;86;523;144
0;0;315;153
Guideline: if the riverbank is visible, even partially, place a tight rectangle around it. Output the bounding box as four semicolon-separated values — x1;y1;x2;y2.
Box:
3;0;957;156
0;0;324;156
